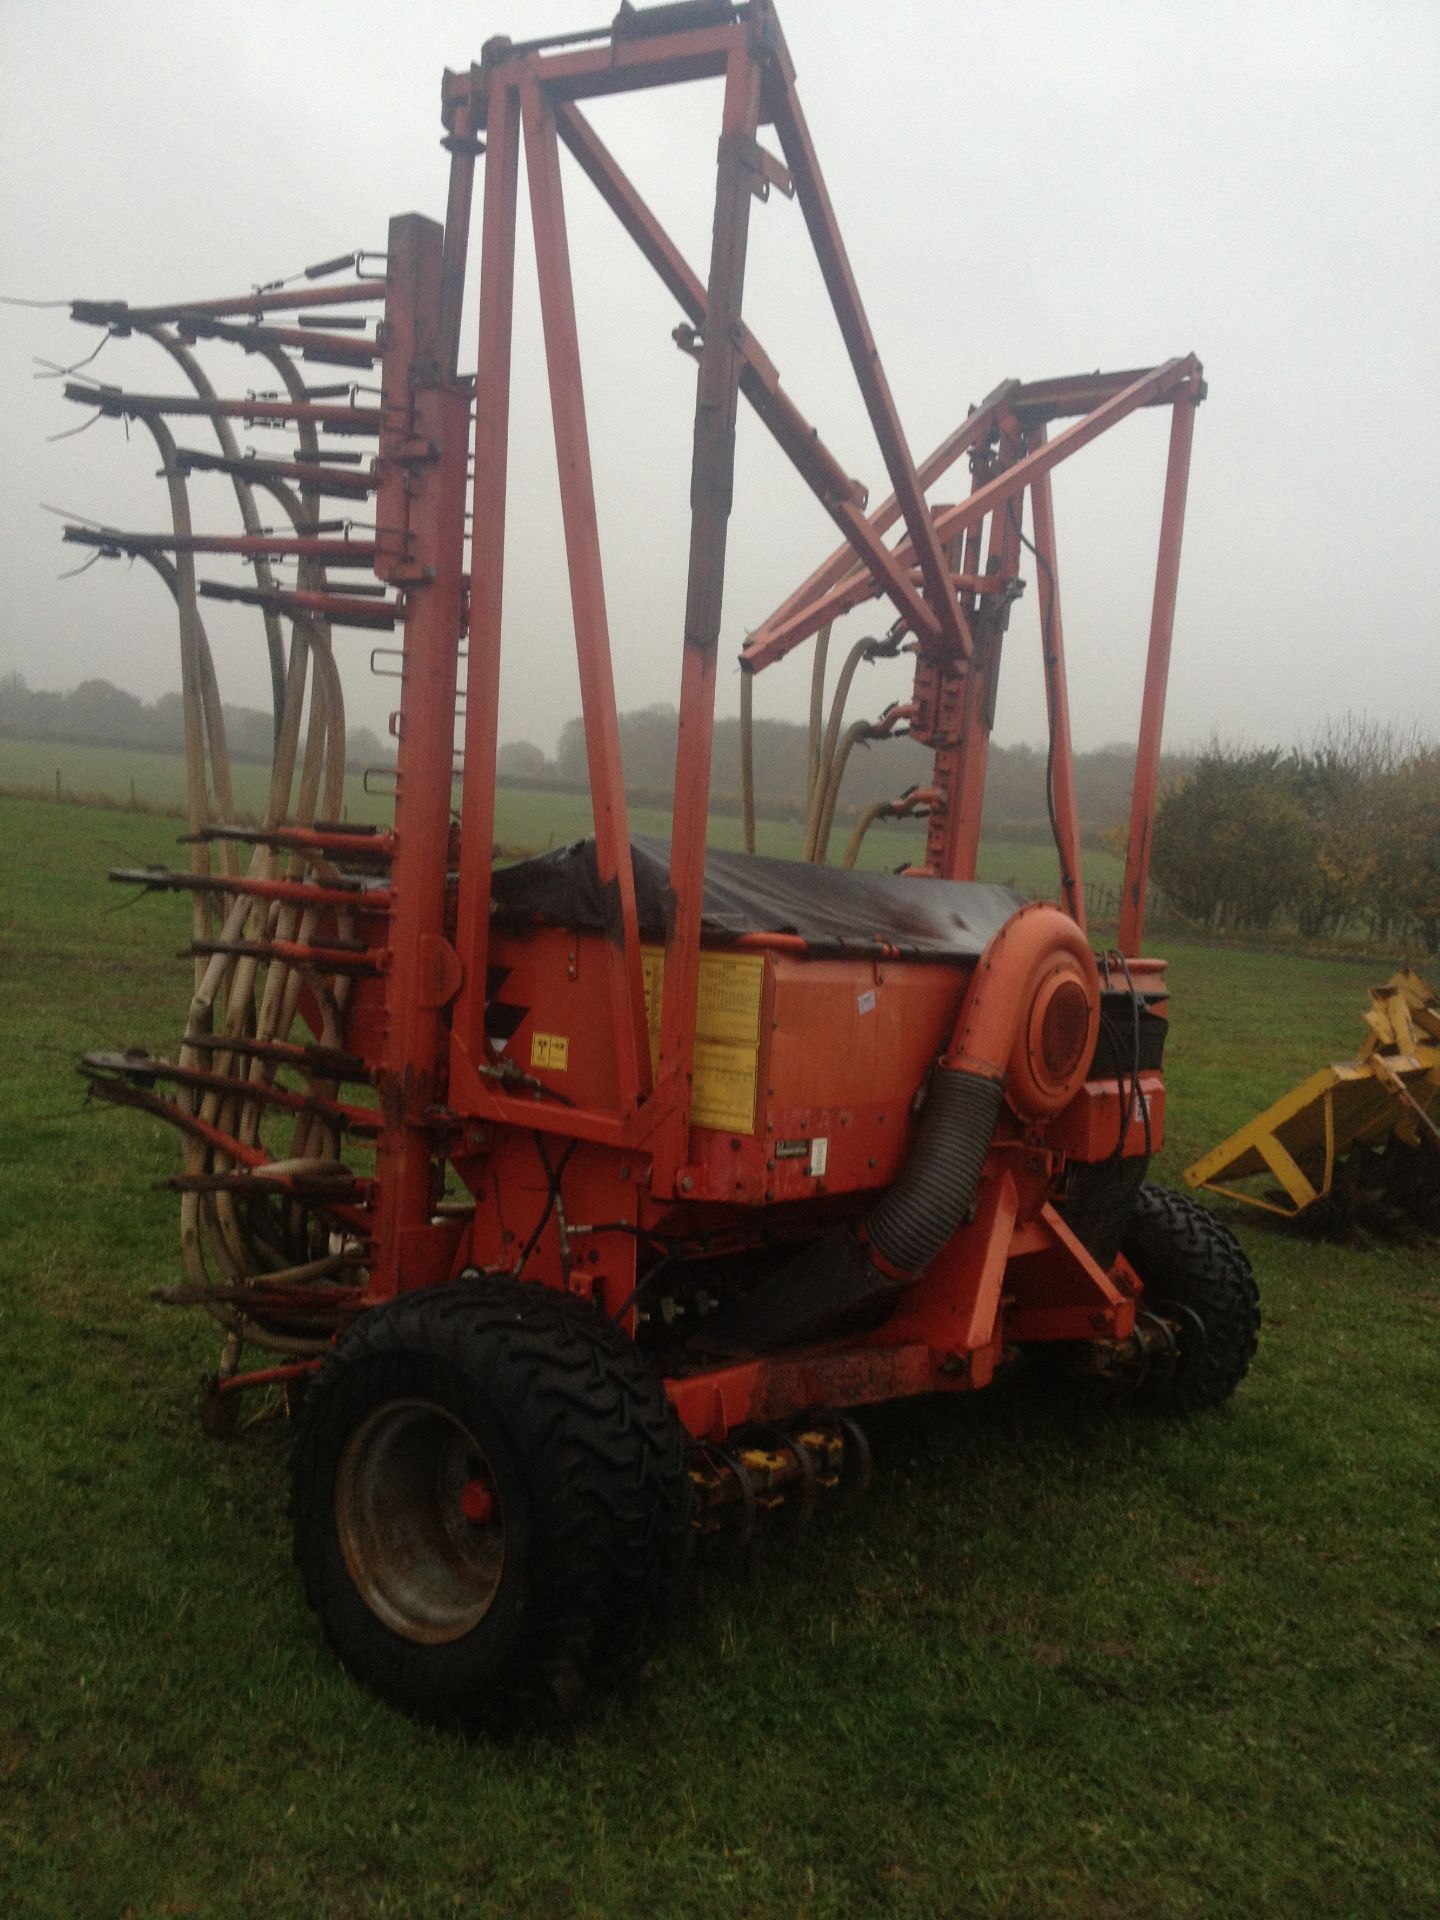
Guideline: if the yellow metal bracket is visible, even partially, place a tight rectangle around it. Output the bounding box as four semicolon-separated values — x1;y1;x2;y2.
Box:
1183;971;1440;1219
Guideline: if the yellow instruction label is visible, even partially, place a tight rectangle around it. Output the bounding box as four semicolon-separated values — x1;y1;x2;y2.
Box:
641;947;764;1134
689;1040;761;1133
529;1031;570;1072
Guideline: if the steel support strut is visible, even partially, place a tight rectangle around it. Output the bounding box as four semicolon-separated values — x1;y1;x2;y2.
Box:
653;29;764;1191
1027;435;1086;929
522;80;651;1114
552;101;941;647
452;64;520;1080
1120;390;1198;956
367;214;470;1299
766;67;972;660
748;358;1198;658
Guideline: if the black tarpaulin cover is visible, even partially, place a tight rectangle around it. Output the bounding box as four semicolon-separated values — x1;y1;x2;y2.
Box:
490;835;1023;961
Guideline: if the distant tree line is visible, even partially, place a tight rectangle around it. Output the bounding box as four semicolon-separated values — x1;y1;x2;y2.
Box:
502;702;1191;840
0;673;394;776
3;676;1189;836
1151;721;1440;948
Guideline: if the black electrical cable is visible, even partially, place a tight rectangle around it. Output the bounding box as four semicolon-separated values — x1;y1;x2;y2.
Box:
513;1134;579;1274
1095;950;1151;1166
1094;1017;1133;1165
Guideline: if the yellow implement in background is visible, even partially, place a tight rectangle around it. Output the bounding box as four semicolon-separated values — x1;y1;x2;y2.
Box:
1183;971;1440;1219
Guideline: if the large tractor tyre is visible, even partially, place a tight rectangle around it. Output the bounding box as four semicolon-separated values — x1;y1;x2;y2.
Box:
291;1276;693;1735
1121;1184;1260;1414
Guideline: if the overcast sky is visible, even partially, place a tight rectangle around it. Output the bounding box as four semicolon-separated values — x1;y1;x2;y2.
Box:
2;0;1436;763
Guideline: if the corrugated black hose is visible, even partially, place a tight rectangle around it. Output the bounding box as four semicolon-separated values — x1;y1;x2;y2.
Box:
728;1067;1007;1352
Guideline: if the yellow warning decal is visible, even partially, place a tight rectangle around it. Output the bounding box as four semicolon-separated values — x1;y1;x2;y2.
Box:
529;1031;570;1072
641;947;764;1134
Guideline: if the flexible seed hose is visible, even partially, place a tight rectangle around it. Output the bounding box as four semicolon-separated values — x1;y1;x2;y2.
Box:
802;634;874;862
145;326;289;736
841;784;930;871
840;796;895;871
811;718;874;867
744;621;911;868
116;323;355;1357
805;619;832;812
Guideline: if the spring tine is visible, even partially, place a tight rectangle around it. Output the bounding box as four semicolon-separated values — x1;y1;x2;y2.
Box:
304;253;360;280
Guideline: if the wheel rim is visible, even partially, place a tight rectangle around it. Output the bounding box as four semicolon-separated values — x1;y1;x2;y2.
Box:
336;1399;506;1645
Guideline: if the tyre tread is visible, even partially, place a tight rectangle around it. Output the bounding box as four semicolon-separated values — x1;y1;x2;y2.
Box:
291;1277;691;1733
1123;1184;1260;1414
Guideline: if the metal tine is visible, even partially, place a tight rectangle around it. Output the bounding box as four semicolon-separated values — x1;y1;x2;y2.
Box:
292;447;367;465
173;448;375;500
196;580;398;629
82;1050;380;1133
176;822;393;863
159;1168;370;1201
179;1031;374;1085
107;863;385;912
186;935;383;977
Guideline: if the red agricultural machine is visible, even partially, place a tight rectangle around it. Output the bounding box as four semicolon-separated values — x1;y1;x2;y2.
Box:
67;0;1258;1732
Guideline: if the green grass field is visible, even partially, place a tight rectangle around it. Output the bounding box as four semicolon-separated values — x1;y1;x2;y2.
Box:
1;792;1436;1919
0;734;1122;900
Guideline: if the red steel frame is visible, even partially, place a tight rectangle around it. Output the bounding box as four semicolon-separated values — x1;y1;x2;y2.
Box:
201;1;1203;1432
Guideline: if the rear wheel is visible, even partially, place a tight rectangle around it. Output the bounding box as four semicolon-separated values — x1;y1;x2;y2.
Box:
1025;1184;1260;1413
291;1277;692;1734
1121;1184;1260;1413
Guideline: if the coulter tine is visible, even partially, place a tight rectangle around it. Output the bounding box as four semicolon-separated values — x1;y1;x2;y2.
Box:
107;866;383;912
172;447;375;499
186;936;384;977
81;1050;380;1134
176;822;394;862
179;1031;374;1083
159;1169;372;1203
196;580;398;630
